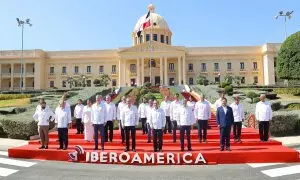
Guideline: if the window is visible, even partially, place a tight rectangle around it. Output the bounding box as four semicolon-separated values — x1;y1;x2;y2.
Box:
112;79;117;86
50;67;55;74
215;77;220;83
87;66;91;73
33;67;35;73
139;35;143;44
160;35;164;43
241;77;245;84
130;64;136;72
227;62;232;70
169;63;175;71
240;62;245;70
112;65;116;73
189;77;194;85
74;66;79;74
274;57;277;67
99;66;104;73
62;81;66;87
62;67;67;74
146;34;150;41
201;63;206;71
214;63;219;71
50;81;54;87
254;76;258;84
9;81;11;87
153;34;157;41
188;63;193;71
9;67;11;73
86;80;91;87
166;36;169;44
148;59;156;67
253;62;258;70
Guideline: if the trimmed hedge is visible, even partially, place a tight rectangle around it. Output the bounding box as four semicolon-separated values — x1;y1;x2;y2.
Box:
0;94;33;100
224;85;233;95
270;111;300;136
265;93;277;100
273;88;300;95
271;101;281;111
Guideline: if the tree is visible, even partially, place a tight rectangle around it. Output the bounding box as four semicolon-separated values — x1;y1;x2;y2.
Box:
233;76;242;86
247;91;258;103
196;75;206;85
99;74;111;87
66;77;74;88
277;31;300;80
224;75;233;84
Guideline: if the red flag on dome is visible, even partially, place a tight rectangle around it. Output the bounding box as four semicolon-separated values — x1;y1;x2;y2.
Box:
137;11;151;37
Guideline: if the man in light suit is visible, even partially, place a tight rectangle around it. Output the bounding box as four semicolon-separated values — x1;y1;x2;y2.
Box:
216;98;234;151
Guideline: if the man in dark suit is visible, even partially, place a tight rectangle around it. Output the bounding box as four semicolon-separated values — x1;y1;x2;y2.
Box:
216;98;234;151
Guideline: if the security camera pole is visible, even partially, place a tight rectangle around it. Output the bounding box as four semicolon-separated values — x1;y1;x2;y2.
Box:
275;11;293;39
16;18;32;93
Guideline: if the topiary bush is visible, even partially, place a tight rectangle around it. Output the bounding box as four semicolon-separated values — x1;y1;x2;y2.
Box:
246;91;258;103
270;111;300;136
271;101;281;111
220;82;231;88
265;93;277;100
253;97;260;103
224;85;233;95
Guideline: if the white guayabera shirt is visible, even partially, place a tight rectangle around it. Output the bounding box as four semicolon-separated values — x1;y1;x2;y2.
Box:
148;108;166;129
255;101;272;121
230;102;245;122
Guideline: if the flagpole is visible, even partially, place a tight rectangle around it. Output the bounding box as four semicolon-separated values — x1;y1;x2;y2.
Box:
149;10;152;85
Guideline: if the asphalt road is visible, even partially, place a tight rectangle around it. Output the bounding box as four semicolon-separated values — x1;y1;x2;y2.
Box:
1;157;300;180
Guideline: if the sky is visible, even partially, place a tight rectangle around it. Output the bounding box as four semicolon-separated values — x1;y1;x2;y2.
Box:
0;0;299;51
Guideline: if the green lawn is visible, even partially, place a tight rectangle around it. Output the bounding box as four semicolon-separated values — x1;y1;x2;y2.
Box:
0;98;30;107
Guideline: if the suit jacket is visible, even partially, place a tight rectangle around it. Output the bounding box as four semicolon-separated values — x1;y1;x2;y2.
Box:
216;106;234;128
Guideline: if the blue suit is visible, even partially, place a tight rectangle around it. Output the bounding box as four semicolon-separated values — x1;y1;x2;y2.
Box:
216;106;234;149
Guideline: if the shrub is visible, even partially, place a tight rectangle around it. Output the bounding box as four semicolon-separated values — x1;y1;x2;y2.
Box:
273;88;300;95
270;111;300;136
224;85;233;94
253;97;260;103
144;82;151;87
0;94;33;100
143;93;156;101
220;82;231;88
271;101;281;111
246;91;258;103
265;93;277;100
287;103;300;110
140;88;149;95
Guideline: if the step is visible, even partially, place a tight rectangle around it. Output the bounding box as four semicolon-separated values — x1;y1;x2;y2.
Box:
9;144;300;164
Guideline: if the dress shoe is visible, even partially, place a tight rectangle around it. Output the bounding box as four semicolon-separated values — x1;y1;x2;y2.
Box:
220;147;224;151
57;147;63;150
147;140;151;143
101;147;104;151
94;148;98;150
203;139;207;143
188;148;192;151
124;148;129;152
38;146;45;149
181;148;184;152
44;146;48;149
199;139;202;143
154;149;157;152
76;132;80;134
159;149;163;152
132;149;136;152
63;147;67;150
226;147;231;151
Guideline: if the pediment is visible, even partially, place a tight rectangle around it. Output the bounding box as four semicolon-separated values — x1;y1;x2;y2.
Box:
118;41;185;53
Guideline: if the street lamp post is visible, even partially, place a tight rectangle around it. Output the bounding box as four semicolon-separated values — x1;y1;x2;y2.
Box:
16;18;32;93
275;11;293;39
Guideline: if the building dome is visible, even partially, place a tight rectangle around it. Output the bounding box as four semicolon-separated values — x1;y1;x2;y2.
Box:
133;5;170;32
132;4;172;46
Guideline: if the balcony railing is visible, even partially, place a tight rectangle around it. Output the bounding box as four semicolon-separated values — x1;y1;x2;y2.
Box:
253;68;258;71
99;72;104;75
49;73;55;76
1;73;11;77
169;69;175;73
130;71;137;76
200;69;207;73
61;73;67;76
187;69;194;73
111;71;117;75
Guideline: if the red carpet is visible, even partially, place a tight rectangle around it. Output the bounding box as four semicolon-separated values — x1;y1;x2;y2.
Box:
8;128;300;165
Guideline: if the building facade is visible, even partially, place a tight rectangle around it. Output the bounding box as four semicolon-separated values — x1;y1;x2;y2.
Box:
0;4;280;90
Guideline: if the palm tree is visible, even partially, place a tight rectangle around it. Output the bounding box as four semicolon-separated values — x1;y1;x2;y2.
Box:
224;75;233;84
233;76;242;86
66;77;74;88
100;74;111;87
196;75;206;85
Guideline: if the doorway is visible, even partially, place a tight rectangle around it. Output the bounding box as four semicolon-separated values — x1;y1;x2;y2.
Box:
155;76;160;86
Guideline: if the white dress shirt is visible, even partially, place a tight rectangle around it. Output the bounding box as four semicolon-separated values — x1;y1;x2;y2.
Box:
222;106;228;114
82;106;92;123
74;104;84;119
255;101;272;121
121;105;139;127
138;103;148;119
55;106;72;128
214;98;222;109
105;102;116;121
149;108;166;129
170;100;182;121
230;102;245;122
91;103;107;125
194;100;211;120
178;106;194;126
146;105;154;123
33;107;55;126
160;100;171;117
35;104;50;112
187;101;196;111
117;102;127;120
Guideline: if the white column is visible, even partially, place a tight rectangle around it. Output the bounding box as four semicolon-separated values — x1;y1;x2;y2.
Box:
0;64;2;89
137;58;140;86
182;56;186;85
118;58;123;87
263;54;275;85
11;63;14;90
141;57;144;85
164;57;168;86
160;57;163;85
177;56;182;85
123;59;126;86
